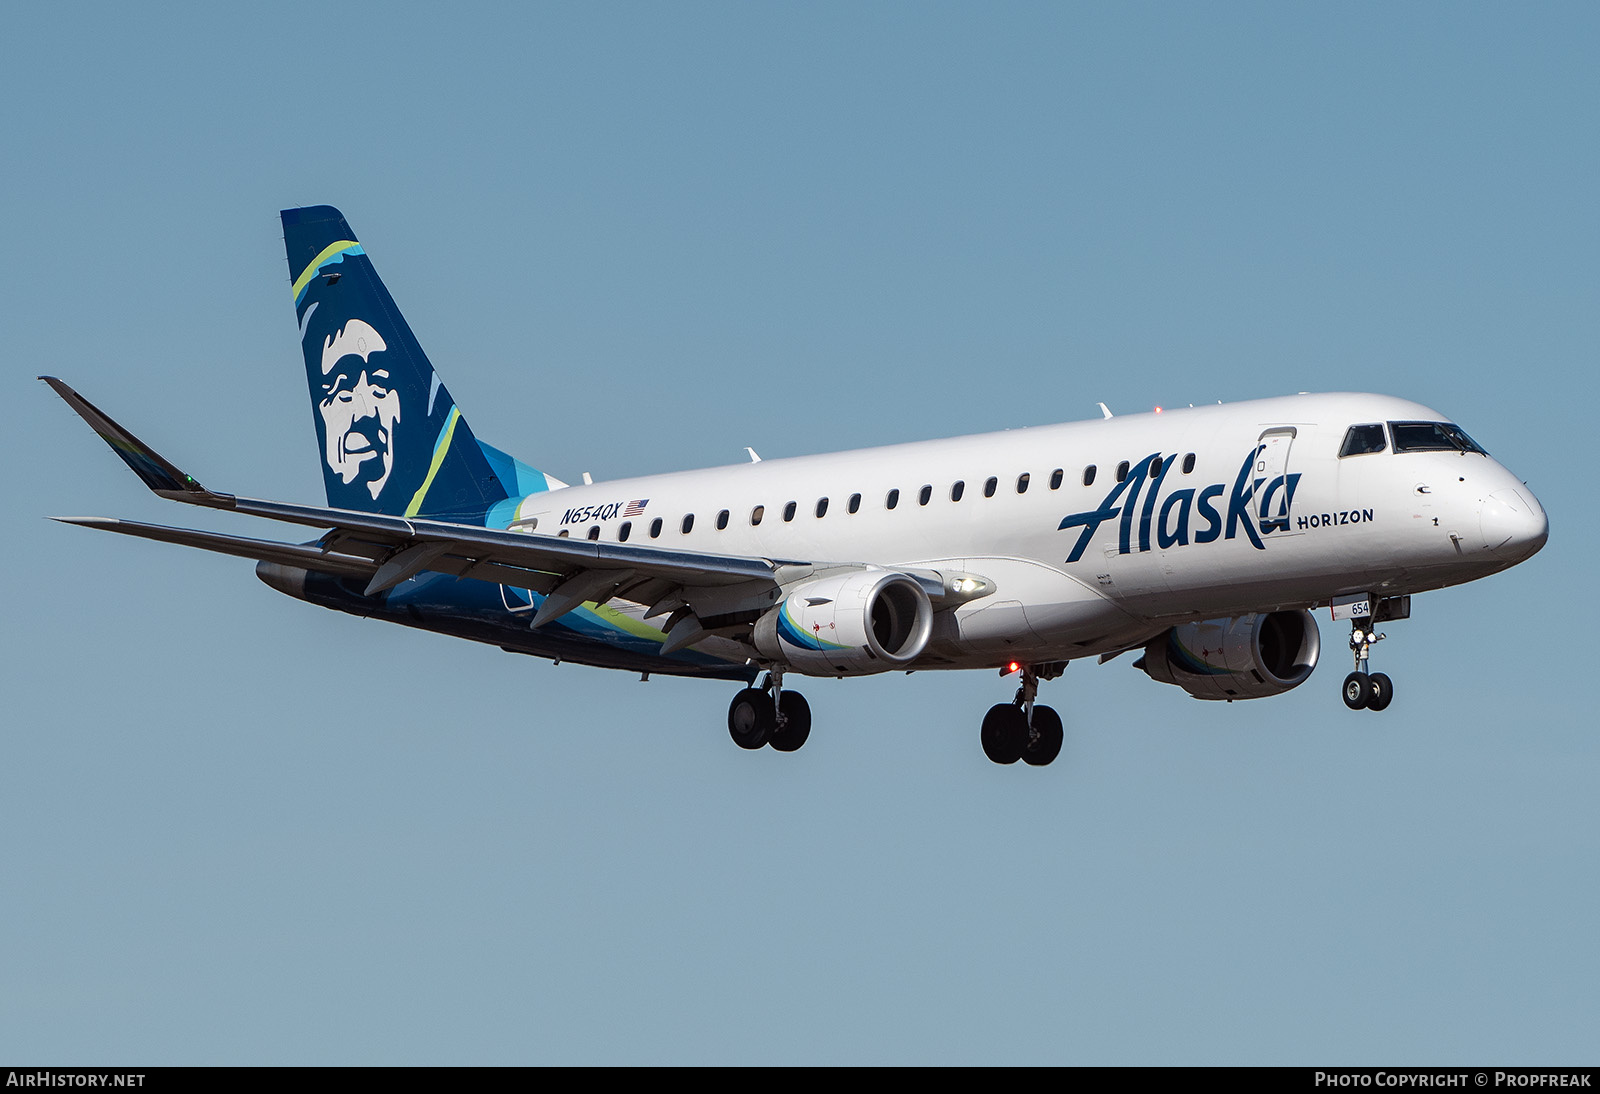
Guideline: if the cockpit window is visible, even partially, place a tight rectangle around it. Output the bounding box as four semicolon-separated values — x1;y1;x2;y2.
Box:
1389;421;1488;455
1339;424;1387;457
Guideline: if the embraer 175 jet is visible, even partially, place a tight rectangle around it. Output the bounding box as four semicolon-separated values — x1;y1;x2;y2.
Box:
45;206;1549;766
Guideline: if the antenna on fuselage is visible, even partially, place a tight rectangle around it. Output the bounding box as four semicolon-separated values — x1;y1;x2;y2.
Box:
745;447;762;463
1098;403;1113;419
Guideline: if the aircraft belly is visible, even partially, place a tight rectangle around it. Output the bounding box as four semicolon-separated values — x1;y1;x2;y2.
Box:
919;556;1138;661
1129;538;1388;618
943;599;1039;653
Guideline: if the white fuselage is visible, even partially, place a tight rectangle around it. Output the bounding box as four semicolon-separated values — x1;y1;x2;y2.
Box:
499;393;1547;671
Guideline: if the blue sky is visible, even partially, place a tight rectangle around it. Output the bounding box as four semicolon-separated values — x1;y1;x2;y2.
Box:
2;2;1595;1063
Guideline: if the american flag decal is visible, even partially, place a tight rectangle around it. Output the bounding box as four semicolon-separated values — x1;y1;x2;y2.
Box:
623;499;649;518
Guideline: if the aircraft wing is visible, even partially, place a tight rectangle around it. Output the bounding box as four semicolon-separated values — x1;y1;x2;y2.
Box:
43;378;965;642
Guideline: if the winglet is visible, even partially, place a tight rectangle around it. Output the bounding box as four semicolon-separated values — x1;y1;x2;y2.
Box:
40;376;232;506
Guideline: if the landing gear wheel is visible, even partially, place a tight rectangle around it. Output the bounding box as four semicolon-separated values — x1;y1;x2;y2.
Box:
769;691;812;752
1367;672;1393;712
981;704;1028;765
728;687;774;749
1022;705;1064;767
1342;672;1370;710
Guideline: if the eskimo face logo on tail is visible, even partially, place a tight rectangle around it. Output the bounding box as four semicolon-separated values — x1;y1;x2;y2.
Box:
1057;447;1301;563
318;319;399;499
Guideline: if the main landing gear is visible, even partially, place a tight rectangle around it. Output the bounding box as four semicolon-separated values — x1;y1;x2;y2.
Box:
981;663;1065;766
1341;621;1394;712
727;670;812;752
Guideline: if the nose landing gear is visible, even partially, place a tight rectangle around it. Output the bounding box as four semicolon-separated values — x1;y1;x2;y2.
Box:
727;670;812;751
1341;622;1393;712
981;663;1065;766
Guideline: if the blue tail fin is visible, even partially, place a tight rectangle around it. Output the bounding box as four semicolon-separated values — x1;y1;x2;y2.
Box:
282;206;556;524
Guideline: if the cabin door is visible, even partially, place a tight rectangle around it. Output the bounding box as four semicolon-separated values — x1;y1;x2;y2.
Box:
1255;428;1297;534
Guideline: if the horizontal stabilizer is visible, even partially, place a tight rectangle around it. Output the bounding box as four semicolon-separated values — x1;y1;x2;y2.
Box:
50;517;376;577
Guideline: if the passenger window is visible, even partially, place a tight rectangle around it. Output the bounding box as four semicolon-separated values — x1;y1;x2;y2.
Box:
885;489;899;510
1016;473;1030;494
1083;465;1097;487
1339;424;1388;457
783;501;797;522
984;477;998;498
950;481;965;502
848;493;861;514
1116;461;1129;482
716;509;730;530
1149;457;1162;477
918;485;932;506
750;505;764;526
618;521;631;542
649;518;662;539
587;525;600;541
1049;468;1063;490
681;514;694;534
816;497;829;518
1182;453;1196;474
558;529;570;538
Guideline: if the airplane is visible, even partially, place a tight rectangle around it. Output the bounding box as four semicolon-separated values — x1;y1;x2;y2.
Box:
44;205;1549;766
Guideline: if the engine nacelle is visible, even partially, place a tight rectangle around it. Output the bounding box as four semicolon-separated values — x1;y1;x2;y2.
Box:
753;570;933;676
1138;610;1320;700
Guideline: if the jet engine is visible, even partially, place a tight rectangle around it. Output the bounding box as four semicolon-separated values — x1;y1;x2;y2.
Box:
753;570;933;676
1136;610;1320;700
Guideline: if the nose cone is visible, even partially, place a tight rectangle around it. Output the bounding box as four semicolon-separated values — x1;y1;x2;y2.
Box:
1481;487;1549;563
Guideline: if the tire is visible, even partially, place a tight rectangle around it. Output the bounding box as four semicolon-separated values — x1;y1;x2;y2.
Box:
1342;672;1369;710
1022;705;1064;767
1367;672;1394;712
769;691;812;752
981;704;1027;765
728;687;774;749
